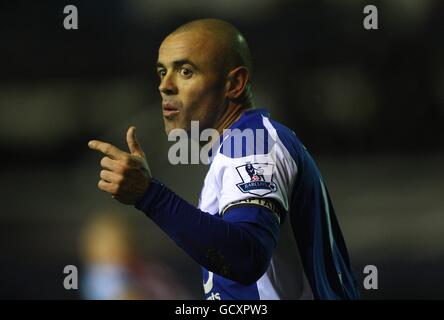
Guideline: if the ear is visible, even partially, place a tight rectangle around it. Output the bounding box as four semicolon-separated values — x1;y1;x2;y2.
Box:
225;66;250;101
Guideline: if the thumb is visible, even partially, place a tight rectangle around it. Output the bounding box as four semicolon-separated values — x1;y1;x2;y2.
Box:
126;126;145;158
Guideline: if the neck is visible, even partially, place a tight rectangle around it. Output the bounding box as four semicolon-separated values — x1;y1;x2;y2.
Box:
200;101;253;149
214;101;251;135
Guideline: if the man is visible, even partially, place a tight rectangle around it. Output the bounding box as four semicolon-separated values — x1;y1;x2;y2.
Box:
88;18;359;300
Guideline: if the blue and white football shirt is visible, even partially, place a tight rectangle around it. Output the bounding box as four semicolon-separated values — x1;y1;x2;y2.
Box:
198;108;359;300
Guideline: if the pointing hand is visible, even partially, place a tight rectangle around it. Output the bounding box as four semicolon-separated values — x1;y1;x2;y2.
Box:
88;126;151;205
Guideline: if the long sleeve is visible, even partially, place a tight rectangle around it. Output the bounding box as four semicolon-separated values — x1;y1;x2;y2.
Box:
135;179;280;285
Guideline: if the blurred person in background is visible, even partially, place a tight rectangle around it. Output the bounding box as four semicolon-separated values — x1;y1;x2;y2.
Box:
88;18;359;299
79;211;191;299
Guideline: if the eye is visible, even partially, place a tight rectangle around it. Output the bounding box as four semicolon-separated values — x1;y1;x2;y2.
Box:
158;69;166;78
180;67;193;78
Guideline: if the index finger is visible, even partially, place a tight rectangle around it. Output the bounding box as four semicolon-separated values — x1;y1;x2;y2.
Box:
88;140;127;160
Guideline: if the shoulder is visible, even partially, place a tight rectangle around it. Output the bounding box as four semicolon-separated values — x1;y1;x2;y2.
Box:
216;109;305;164
208;109;303;214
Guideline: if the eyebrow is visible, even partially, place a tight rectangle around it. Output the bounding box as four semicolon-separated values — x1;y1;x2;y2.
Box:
156;59;199;71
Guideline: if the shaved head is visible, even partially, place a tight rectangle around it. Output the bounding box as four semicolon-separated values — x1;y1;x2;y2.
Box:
170;18;253;75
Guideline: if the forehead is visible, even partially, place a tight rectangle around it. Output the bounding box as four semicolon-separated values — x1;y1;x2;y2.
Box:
158;30;221;66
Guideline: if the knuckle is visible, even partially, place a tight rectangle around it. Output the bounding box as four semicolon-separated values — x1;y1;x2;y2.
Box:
123;155;132;166
103;144;111;153
114;165;125;174
116;175;125;184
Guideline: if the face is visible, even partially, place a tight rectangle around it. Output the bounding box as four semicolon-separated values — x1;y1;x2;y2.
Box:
157;30;228;135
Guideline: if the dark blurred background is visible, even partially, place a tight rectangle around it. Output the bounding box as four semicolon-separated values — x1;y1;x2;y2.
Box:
0;0;443;299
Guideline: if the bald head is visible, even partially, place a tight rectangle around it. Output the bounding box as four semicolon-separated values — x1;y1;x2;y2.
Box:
170;18;253;77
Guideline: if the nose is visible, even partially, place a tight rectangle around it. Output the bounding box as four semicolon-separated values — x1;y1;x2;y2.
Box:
158;72;178;96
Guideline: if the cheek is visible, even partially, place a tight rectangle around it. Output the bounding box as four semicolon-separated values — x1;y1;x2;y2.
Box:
182;79;224;115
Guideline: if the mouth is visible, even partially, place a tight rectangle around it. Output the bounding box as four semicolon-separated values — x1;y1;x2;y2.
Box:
162;102;180;118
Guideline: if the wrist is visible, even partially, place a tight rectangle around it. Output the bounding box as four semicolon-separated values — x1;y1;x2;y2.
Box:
134;178;165;213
